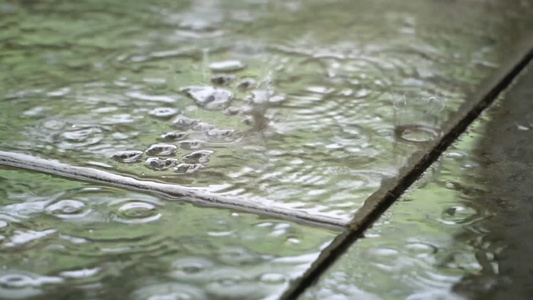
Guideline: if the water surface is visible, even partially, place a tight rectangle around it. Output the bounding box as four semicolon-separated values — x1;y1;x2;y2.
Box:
1;0;532;221
0;167;335;299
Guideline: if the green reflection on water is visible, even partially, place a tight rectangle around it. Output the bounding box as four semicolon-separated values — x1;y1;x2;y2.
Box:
2;0;532;219
0;167;336;299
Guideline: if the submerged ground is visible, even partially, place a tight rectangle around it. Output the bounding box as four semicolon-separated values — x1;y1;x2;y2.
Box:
1;0;533;299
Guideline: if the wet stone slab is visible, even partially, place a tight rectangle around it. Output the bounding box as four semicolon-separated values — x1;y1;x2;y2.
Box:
0;168;336;300
1;0;533;223
300;65;533;300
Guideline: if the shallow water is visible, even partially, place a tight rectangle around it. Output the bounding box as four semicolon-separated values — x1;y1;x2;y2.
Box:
1;0;533;299
2;0;533;222
0;168;335;299
299;87;532;300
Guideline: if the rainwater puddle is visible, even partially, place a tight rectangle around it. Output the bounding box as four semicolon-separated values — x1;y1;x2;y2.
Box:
300;89;529;299
0;0;532;222
0;168;335;300
1;0;533;299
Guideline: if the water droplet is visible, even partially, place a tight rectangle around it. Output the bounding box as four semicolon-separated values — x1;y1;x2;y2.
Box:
395;125;440;143
159;132;189;142
145;157;178;171
180;86;233;110
148;107;179;119
182;150;214;163
209;60;246;72
45;200;89;219
211;74;236;86
179;140;205;150
112;150;143;163
145;144;178;156
174;163;203;174
172;115;200;129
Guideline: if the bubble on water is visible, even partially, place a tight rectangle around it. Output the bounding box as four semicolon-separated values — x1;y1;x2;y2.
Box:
209;60;246;72
172;115;199;129
112;201;161;224
145;144;178;156
145;157;178;171
180;86;233;110
112;150;143;163
182;150;214;163
45;200;89;219
394;125;440;143
192;122;216;132
174;163;203;174
224;107;241;116
237;78;258;90
179;140;205;150
211;74;236;86
159;132;189;142
206;129;235;141
148;107;179;119
285;237;301;245
61;127;103;146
